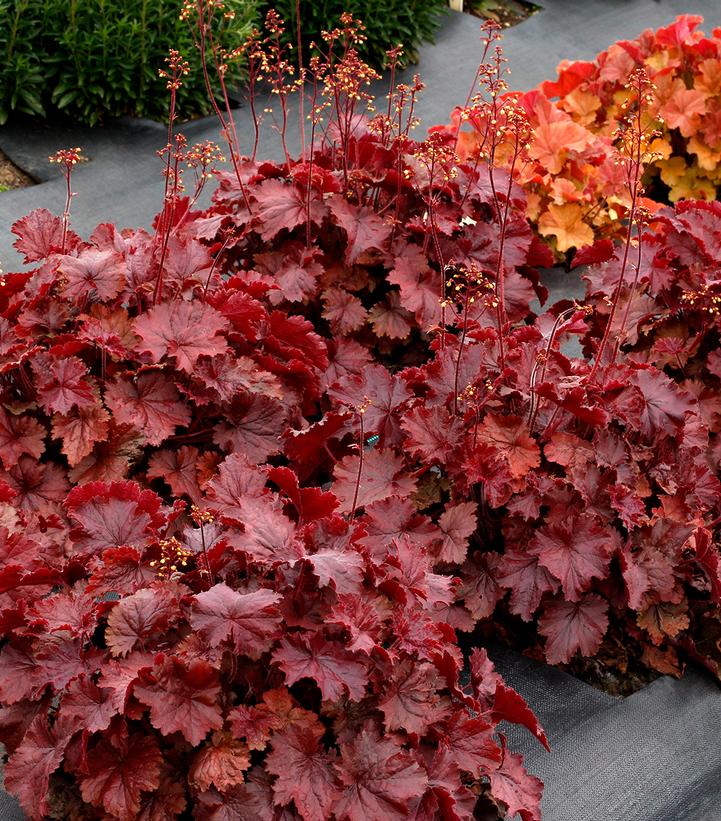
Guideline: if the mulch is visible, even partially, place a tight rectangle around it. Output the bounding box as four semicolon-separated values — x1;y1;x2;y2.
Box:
0;149;33;191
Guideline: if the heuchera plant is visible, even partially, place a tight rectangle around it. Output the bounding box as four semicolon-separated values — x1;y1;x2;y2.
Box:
439;15;721;258
0;11;549;821
540;14;721;205
192;12;721;684
580;197;721;676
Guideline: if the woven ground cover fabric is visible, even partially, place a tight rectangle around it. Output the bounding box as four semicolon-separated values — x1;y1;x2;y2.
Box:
492;647;721;821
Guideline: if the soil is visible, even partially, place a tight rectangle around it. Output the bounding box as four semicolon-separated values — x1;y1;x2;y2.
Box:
0;149;34;192
465;0;541;28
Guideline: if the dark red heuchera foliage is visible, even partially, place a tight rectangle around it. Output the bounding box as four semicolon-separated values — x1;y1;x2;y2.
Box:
191;27;721;677
579;198;721;674
0;135;546;820
5;10;721;818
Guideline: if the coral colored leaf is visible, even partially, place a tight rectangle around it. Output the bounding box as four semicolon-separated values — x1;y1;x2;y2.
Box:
531;514;616;601
11;209;65;263
538;203;594;252
191;583;282;658
5;714;72;819
328;195;392;263
489;748;543;821
492;684;549;751
332;448;417;514
437;502;477;564
35;356;96;415
477;414;540;479
274;634;368;701
334;727;427;821
0;407;46;469
378;660;449;735
660;88;706;137
133;300;228;372
266;723;340;821
527;100;591;174
79;733;162;821
105;371;191;446
539;594;609;664
106;585;181;657
135;656;223;745
58;248;126;302
190;732;251;793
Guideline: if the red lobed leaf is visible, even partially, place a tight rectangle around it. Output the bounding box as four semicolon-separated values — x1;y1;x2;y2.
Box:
34;356;96;415
134;300;228;373
105;370;191;446
79;732;163;821
190;583;282;658
488;746;543;821
134;656;224;746
273;634;369;702
328;195;392;264
334;726;428;821
266;722;340;821
106;585;181;657
332;448;417;514
539;593;609;664
531;514;617;601
58;248;126;302
190;732;251;793
5;713;73;819
0;407;46;469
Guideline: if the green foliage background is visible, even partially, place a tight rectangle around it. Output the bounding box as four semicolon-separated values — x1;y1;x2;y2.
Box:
264;0;448;69
0;0;257;125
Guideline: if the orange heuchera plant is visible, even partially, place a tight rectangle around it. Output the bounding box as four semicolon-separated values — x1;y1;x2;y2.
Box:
440;14;721;258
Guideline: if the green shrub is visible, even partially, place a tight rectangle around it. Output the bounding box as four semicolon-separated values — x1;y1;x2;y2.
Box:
0;0;257;125
264;0;448;69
